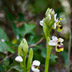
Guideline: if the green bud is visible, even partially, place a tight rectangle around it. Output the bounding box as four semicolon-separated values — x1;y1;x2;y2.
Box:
18;38;28;56
51;9;55;16
45;8;52;17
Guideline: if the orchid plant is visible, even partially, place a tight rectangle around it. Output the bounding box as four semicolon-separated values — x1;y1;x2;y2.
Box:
40;8;64;72
15;39;33;72
15;8;64;72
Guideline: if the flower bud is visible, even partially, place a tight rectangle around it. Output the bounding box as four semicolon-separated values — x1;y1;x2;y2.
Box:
45;8;52;17
51;9;55;16
18;38;28;56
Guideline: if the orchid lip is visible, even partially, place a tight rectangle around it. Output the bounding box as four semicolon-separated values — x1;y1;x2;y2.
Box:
57;45;63;49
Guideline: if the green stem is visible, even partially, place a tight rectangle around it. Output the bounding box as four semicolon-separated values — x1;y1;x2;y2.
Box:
23;56;27;72
45;37;52;72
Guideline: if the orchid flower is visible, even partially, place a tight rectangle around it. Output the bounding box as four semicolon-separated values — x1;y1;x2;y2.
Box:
31;60;40;72
15;56;23;62
49;36;64;52
53;14;63;31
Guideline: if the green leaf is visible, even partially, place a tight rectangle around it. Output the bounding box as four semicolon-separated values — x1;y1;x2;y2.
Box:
0;27;9;41
18;13;24;22
12;23;36;37
27;48;33;72
11;65;23;72
3;58;9;71
6;12;15;21
0;41;10;53
61;51;68;68
0;27;14;53
49;54;58;65
41;48;46;58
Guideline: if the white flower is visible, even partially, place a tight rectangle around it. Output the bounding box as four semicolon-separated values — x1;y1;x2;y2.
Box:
15;56;23;62
49;36;64;52
1;39;5;42
31;60;40;72
53;14;59;29
40;19;43;26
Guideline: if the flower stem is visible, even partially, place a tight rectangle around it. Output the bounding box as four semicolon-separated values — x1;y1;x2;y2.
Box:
45;37;52;72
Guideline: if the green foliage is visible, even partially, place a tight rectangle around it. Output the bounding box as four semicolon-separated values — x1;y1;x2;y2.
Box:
0;27;9;41
10;65;23;72
29;0;48;13
61;51;68;68
12;23;36;37
0;27;14;53
0;0;70;72
50;54;58;65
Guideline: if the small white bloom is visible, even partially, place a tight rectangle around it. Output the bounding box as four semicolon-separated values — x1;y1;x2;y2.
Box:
32;60;40;66
1;39;5;42
31;60;40;72
40;19;43;26
15;56;23;62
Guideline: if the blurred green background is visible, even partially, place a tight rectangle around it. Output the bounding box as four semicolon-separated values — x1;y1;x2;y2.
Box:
0;0;71;72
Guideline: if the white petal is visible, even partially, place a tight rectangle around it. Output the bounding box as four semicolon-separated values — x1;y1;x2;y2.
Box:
54;13;57;21
40;19;43;26
54;22;56;29
55;18;59;23
48;40;57;46
15;56;23;62
48;14;51;20
32;60;40;66
59;38;64;42
52;36;58;41
31;66;40;72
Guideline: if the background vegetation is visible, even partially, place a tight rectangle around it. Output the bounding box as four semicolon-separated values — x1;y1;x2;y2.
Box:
0;0;71;72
